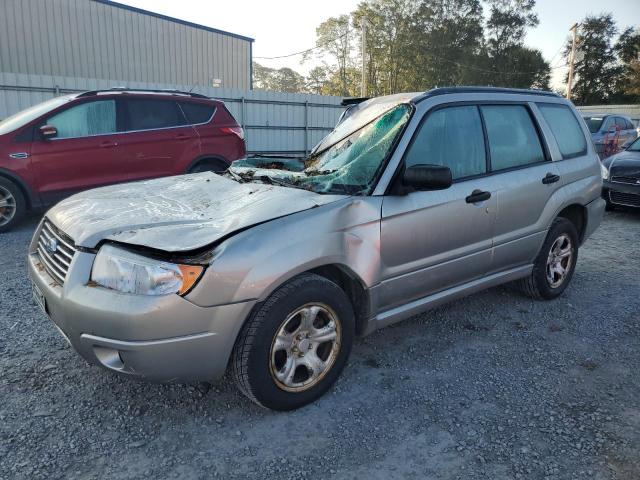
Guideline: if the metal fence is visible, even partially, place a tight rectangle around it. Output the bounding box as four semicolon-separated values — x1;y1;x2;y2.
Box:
0;72;346;155
576;104;640;124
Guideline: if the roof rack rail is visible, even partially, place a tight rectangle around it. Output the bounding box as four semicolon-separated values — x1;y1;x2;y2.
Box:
76;88;210;99
415;86;561;102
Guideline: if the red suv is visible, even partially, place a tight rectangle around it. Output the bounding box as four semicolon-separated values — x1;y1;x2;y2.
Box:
0;88;245;231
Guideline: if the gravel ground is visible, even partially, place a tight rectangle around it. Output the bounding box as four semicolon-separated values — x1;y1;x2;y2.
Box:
1;211;639;480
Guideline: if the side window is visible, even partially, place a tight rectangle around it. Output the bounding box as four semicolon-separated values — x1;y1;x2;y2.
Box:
404;105;486;180
481;105;545;171
602;117;615;132
46;100;116;138
179;102;215;124
626;119;635;130
125;99;186;131
615;117;626;130
537;103;587;159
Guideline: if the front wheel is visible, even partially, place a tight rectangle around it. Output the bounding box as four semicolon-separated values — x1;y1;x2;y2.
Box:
518;217;578;300
231;273;355;410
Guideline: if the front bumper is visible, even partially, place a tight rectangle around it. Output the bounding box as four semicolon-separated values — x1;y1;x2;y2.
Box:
28;248;256;383
603;179;640;208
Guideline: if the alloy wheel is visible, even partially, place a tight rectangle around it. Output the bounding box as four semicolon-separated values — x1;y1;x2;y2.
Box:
0;186;16;227
546;234;573;288
270;303;342;392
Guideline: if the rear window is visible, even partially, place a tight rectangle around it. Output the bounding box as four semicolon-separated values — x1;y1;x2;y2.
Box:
538;104;587;159
125;99;186;131
179;102;215;124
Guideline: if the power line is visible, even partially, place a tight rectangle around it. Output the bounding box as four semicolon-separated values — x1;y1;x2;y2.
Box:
255;31;567;77
254;31;350;60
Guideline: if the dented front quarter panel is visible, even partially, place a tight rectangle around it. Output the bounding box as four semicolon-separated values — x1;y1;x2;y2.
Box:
45;172;346;251
186;196;383;309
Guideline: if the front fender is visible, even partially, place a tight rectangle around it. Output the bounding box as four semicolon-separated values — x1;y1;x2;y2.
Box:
186;197;383;308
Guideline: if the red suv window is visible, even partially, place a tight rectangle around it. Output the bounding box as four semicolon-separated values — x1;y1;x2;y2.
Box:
179;102;215;124
124;99;186;131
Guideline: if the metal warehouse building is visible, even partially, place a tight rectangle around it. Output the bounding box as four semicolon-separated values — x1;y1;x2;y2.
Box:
0;0;253;89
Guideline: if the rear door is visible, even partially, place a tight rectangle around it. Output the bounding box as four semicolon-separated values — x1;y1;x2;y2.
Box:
379;105;496;312
482;104;561;272
116;97;200;180
618;117;636;147
30;98;125;203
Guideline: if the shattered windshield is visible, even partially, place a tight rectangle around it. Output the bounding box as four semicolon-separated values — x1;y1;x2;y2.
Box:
229;103;412;195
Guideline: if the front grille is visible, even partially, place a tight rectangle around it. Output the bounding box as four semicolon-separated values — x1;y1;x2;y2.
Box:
610;191;640;207
611;175;640;185
36;220;77;284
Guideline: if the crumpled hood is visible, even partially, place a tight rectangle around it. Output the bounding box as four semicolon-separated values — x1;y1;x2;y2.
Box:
46;172;347;251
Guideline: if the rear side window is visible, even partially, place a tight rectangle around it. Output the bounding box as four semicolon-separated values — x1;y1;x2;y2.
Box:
404;105;486;180
179;102;215;124
481;105;545;171
615;117;627;130
125;99;186;131
538;104;587;159
625;119;635;130
46;100;117;138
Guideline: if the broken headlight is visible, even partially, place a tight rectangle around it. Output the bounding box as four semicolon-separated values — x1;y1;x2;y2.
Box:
91;244;203;296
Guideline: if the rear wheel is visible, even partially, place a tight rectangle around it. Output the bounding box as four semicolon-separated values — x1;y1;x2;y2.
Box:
187;159;227;174
0;178;26;233
231;273;355;411
518;217;578;300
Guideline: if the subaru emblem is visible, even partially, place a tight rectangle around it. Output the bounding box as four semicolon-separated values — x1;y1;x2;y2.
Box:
46;237;58;254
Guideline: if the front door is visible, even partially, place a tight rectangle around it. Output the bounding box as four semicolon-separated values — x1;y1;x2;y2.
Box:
379;105;496;312
30;98;125;204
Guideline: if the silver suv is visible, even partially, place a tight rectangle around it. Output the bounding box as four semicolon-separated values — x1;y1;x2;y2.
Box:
28;87;605;410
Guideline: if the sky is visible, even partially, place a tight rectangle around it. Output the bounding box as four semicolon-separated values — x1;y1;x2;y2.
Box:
120;0;640;90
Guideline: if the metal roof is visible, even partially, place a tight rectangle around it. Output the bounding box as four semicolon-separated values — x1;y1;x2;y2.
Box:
92;0;254;42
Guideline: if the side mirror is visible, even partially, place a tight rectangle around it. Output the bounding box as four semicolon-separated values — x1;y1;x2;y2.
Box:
39;125;58;140
402;164;452;191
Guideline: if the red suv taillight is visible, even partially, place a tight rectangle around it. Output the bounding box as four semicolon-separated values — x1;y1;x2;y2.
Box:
221;126;244;140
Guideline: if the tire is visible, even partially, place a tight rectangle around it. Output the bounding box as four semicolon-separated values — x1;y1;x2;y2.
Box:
231;273;355;411
518;217;579;300
187;159;227;174
604;198;615;211
0;178;26;233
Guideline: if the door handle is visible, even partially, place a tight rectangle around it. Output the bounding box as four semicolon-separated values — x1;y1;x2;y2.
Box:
174;134;189;140
465;189;491;204
542;173;560;184
99;140;118;148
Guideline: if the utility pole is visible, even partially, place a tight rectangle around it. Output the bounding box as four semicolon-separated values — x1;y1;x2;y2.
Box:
361;17;367;97
566;23;579;100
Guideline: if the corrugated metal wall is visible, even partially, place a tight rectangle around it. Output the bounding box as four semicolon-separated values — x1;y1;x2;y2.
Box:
0;0;252;90
0;73;346;155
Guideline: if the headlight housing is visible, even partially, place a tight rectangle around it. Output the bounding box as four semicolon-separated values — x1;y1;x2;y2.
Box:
91;244;204;296
600;163;609;180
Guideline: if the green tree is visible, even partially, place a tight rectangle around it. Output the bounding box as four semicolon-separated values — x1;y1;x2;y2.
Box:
252;63;306;93
484;0;549;89
304;15;354;96
613;27;640;102
305;66;329;94
414;0;486;88
564;14;621;104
